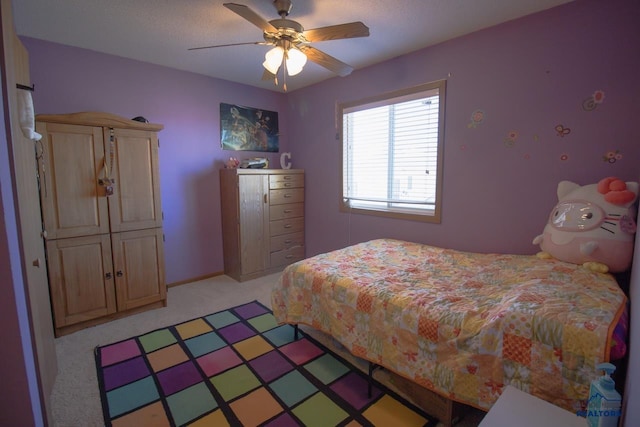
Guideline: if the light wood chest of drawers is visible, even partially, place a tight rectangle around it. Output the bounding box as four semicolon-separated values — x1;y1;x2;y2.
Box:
220;168;305;281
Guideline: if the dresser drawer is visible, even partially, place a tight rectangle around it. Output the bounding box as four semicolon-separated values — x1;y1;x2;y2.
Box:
269;203;304;221
271;245;305;268
270;232;304;252
270;217;304;236
269;174;304;189
270;188;304;205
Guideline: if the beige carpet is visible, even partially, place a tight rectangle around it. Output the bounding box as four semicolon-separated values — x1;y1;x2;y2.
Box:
50;272;485;426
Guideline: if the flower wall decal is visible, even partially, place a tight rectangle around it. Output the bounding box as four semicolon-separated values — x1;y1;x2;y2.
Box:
468;109;485;128
582;90;605;111
603;150;623;164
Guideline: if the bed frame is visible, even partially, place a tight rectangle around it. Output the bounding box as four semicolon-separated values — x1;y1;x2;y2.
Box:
292;324;471;426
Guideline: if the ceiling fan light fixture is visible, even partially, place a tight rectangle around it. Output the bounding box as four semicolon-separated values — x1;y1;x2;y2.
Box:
285;47;307;76
195;1;370;88
263;46;284;74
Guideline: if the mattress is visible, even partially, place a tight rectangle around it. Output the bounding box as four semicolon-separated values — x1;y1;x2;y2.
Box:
272;239;628;412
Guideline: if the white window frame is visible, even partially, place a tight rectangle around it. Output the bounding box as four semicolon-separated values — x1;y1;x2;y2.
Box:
339;80;446;223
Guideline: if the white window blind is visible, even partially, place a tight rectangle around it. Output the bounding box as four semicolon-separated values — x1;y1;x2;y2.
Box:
341;81;444;219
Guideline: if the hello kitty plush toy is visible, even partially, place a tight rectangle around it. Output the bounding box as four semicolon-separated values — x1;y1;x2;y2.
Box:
533;177;639;273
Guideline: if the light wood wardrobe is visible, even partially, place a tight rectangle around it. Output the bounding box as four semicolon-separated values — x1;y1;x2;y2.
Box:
36;112;167;336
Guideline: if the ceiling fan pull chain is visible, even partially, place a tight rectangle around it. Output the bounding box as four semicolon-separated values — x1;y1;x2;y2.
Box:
283;58;288;92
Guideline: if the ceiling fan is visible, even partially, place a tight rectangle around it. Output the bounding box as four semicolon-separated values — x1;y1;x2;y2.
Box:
189;0;370;89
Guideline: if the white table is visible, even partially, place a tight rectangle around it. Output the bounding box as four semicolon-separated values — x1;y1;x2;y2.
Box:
479;386;587;427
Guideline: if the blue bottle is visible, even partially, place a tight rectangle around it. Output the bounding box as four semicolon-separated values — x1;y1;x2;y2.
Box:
587;363;621;427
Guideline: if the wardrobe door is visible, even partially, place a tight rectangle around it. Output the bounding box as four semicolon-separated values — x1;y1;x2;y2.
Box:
46;234;117;328
107;128;162;232
111;228;166;311
37;122;109;239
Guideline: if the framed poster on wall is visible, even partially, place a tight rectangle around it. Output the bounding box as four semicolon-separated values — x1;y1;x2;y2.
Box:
220;103;279;152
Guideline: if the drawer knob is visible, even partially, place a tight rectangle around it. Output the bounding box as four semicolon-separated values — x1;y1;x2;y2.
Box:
283;209;292;213
284;224;292;228
284;194;292;198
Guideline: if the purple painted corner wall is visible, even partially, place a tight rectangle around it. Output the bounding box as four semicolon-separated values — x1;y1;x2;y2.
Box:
286;0;640;258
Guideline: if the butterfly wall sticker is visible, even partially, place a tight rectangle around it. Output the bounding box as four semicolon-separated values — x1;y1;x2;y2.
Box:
555;124;571;137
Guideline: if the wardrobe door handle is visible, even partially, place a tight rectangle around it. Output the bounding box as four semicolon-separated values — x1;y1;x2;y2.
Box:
105;272;112;280
116;271;123;277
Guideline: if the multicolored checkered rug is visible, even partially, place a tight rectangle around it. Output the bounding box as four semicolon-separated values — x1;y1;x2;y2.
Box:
95;300;435;426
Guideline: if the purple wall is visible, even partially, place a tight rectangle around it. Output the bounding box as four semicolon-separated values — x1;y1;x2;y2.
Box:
21;39;290;284
21;0;640;282
288;0;640;258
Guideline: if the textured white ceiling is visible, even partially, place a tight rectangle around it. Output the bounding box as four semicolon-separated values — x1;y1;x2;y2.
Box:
12;0;574;93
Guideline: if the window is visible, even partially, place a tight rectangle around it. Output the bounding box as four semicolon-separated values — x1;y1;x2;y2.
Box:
339;80;446;222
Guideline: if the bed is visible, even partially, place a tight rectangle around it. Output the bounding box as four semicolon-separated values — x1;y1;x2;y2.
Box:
271;238;628;424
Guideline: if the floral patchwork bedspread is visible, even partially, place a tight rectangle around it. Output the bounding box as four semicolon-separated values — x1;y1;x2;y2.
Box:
271;239;628;412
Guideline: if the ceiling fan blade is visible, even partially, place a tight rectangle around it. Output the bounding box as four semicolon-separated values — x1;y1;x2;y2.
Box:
300;46;354;77
188;41;267;51
223;3;277;33
262;69;276;81
303;22;369;42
